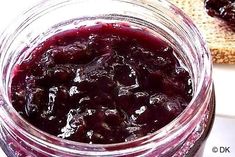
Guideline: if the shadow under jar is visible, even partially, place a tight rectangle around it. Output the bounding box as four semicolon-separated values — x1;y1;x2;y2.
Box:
0;0;215;156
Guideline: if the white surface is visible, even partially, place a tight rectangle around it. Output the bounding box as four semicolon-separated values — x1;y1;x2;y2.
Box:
213;65;235;117
204;116;235;157
0;0;235;156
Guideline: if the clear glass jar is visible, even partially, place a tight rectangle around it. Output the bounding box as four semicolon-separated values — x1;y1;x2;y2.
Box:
0;0;215;156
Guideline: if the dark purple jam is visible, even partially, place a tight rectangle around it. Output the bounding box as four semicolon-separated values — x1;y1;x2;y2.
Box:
205;0;235;24
11;23;193;144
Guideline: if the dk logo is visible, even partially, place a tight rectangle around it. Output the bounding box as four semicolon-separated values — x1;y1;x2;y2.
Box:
212;146;231;153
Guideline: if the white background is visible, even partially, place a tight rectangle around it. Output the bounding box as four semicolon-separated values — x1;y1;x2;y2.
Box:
0;0;235;156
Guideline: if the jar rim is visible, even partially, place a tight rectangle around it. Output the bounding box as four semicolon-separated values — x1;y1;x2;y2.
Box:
0;0;212;155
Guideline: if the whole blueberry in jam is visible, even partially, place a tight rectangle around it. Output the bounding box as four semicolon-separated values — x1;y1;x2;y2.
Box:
11;23;193;144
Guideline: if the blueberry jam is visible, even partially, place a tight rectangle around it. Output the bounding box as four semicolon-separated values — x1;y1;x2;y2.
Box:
11;23;193;144
205;0;235;24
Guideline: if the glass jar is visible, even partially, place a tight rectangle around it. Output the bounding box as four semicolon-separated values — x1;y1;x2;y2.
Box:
0;0;215;156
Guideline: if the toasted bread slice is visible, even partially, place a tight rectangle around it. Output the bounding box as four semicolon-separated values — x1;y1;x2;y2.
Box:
171;0;235;64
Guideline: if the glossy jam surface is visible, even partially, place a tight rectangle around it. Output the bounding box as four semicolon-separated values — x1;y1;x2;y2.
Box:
11;23;192;144
205;0;235;24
